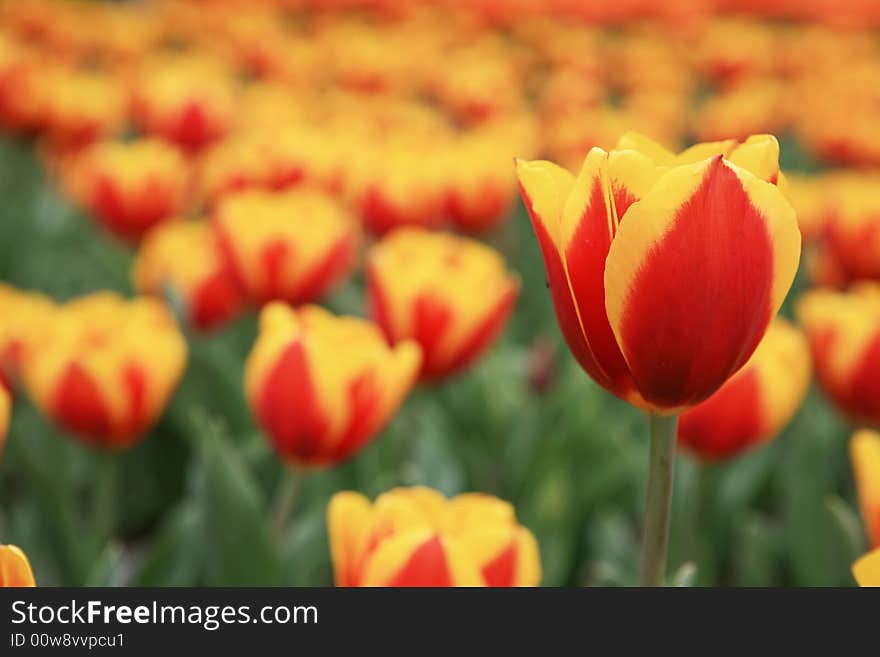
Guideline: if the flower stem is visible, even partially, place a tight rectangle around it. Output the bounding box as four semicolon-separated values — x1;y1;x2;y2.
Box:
272;467;301;540
639;412;679;587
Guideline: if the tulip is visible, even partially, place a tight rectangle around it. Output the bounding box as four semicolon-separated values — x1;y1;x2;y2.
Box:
62;139;190;242
822;175;880;284
131;53;237;151
0;544;35;587
367;228;519;381
0;385;9;461
0;284;55;392
796;285;880;424
133;220;243;332
22;293;187;449
678;319;811;461
850;429;880;548
328;487;541;587
214;189;360;307
244;303;421;466
516;133;799;411
517;133;800;586
853;548;880;587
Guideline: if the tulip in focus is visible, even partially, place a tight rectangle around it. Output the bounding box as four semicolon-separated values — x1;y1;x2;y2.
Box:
367;228;519;381
850;429;880;548
244;303;421;466
516;132;800;411
214;189;359;307
62;139;190;242
328;487;541;586
853;548;880;587
133;220;243;331
0;544;35;587
22;293;188;449
797;285;880;424
678;319;810;460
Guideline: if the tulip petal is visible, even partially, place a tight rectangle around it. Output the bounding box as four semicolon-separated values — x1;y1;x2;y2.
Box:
361;531;483;587
327;491;373;586
605;156;800;408
850;429;880;548
0;545;36;587
853;548;880;587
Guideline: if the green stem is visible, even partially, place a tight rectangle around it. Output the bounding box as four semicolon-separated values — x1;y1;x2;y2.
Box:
272;467;301;540
91;451;117;553
639;412;679;587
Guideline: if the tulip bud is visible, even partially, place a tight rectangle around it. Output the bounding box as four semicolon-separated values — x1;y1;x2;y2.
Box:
678;319;811;460
850;429;880;548
61;138;190;242
22;293;188;449
516;133;800;411
245;303;421;466
366;228;519;381
796;285;880;424
133;220;243;332
214;189;360;307
0;544;35;587
328;487;541;587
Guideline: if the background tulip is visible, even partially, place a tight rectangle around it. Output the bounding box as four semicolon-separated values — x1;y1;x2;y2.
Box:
328;487;541;587
61;138;190;242
0;544;35;587
0;385;9;460
214;189;360;307
367;227;519;381
678;318;811;461
797;285;880;424
245;303;421;466
22;293;188;449
853;548;880;587
850;429;880;549
133;220;242;332
0;285;55;392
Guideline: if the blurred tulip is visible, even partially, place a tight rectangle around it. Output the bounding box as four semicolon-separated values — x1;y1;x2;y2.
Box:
0;385;9;460
0;34;45;134
62;139;190;242
367;228;518;381
22;293;187;449
214;189;360;306
328;487;541;587
516;133;800;411
133;220;243;332
0;544;35;587
445;137;518;233
797;285;880;424
850;429;880;548
244;303;421;466
0;285;55;392
678;318;811;460
131;54;237;151
853;548;880;587
823;176;880;284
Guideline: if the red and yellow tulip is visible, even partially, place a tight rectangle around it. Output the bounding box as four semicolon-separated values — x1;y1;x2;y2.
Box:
367;228;518;381
62;138;190;242
797;285;880;424
328;487;541;587
516;132;800;411
22;293;187;449
678;318;811;460
853;548;880;587
133;220;243;332
0;544;35;587
0;285;55;392
244;303;421;466
850;429;880;549
214;189;360;307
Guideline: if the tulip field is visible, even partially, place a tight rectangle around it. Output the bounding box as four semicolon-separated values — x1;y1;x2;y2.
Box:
1;0;880;589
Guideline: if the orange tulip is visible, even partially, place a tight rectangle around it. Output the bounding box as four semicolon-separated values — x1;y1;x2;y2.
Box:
244;303;420;466
133;220;243;331
62;139;190;242
0;544;35;587
853;548;880;587
516;132;800;411
797;285;880;424
328;487;541;587
850;429;880;549
22;293;187;449
367;228;518;381
678;318;811;460
214;189;360;307
131;53;237;151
